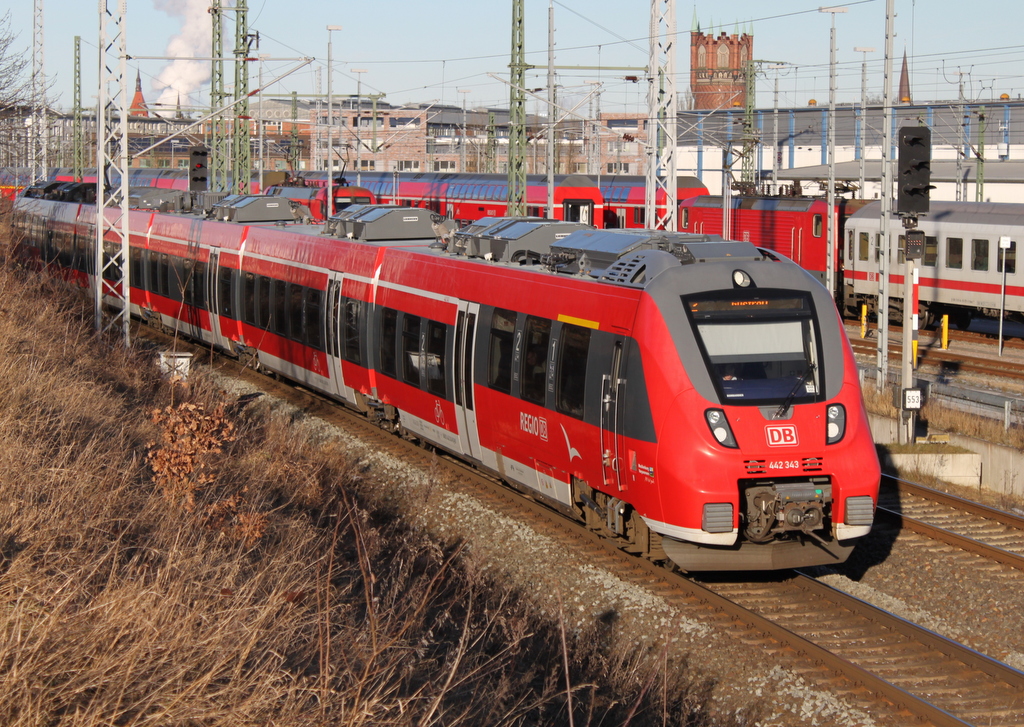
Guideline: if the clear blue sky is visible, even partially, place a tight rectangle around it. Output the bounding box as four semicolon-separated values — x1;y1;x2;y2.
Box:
7;0;1024;116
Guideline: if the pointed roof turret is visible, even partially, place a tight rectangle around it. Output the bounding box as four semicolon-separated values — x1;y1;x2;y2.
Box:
130;71;150;117
175;93;183;119
898;50;912;104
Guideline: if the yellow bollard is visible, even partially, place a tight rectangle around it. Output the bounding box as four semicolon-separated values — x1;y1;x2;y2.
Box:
941;314;949;350
861;304;867;339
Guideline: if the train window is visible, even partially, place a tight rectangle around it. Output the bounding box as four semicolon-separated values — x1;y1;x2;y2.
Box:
146;251;159;293
487;308;517;394
685;290;823;407
342;299;363;365
463;313;476;409
812;214;823;237
897;236;905;266
946;237;963;270
971;239;989;272
923;236;938;267
633;207;645;226
190;260;208;309
128;246;142;285
217;266;235;319
241;271;257;326
847;230;855;262
425;321;447;398
379;308;398;378
272;279;288;336
256;275;271;328
168;257;184;302
521;316;551;406
288;285;304;341
998;241;1016;275
680;208;689;229
304;288;323;351
858;232;869;261
158;254;172;298
556;325;590;418
402;315;422;386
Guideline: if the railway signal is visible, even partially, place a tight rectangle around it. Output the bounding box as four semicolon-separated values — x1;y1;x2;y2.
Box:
189;146;209;193
897;126;933;215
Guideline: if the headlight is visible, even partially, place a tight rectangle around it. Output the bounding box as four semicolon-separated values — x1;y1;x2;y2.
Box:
705;408;738;448
826;403;846;444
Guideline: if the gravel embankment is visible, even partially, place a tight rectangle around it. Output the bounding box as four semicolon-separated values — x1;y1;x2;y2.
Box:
217;373;937;727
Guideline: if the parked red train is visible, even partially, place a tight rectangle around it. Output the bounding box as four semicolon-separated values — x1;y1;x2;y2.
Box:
679;195;874;297
12;182;880;571
2;167;709;230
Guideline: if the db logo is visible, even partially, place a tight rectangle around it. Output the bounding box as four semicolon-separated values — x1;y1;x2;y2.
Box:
765;424;799;447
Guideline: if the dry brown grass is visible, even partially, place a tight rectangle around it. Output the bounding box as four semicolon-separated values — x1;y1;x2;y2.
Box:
861;378;1024;450
0;213;754;725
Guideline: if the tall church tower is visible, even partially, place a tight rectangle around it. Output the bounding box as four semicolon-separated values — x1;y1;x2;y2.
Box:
690;21;753;110
130;71;150;118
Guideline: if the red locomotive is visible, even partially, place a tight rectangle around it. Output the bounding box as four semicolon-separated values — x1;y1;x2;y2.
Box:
13;182;880;571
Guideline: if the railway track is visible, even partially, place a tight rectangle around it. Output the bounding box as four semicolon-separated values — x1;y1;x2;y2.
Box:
143;326;1024;726
877;476;1024;571
848;336;1024;383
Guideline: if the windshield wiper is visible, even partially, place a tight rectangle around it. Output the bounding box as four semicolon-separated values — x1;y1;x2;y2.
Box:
774;362;816;419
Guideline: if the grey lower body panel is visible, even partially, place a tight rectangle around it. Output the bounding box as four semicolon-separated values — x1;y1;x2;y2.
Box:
662;536;856;571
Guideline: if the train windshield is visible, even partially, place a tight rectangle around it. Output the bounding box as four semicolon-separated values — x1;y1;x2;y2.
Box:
684;290;823;406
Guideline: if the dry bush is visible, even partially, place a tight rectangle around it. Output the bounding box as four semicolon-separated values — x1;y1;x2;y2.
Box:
0;217;754;726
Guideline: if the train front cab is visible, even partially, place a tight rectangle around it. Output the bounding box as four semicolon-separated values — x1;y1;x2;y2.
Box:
641;261;879;571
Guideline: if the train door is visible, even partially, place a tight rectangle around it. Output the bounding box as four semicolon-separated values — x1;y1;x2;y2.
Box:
324;274;356;405
600;340;626;491
563;199;593;225
181;218;206;342
206;250;233;352
452;300;481;460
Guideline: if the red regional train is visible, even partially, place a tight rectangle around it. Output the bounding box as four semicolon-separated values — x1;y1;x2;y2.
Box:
12;182;880;571
679;195;874;297
2;168;709;230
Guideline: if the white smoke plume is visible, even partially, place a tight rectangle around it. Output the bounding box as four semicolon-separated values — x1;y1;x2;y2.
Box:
151;0;213;114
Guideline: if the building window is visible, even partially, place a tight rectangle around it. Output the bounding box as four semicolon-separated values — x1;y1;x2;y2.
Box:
358;159;376;170
606;162;629;174
697;45;707;69
717;44;730;69
433;160;456;172
396;160;420;171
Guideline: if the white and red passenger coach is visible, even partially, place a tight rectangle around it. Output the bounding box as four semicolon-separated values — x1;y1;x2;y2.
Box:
13;187;880;571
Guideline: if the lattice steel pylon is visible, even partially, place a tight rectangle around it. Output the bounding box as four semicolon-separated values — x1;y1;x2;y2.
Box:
645;0;677;231
232;0;251;193
73;35;84;181
95;0;131;347
741;59;758;187
31;0;47;183
210;0;228;192
506;0;528;216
